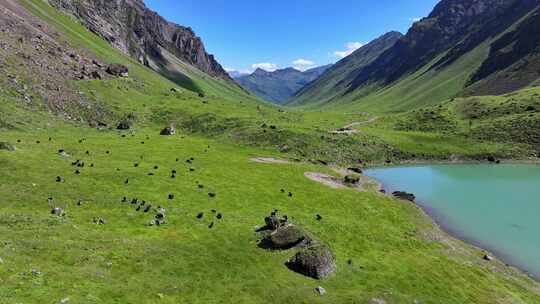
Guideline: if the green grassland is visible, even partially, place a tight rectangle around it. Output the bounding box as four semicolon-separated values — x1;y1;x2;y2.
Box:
1;1;540;303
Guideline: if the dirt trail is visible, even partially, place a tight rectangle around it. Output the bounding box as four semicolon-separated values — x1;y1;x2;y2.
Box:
250;157;291;164
304;172;364;192
329;116;379;134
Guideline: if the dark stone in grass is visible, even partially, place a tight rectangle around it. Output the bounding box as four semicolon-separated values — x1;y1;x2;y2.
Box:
347;167;363;174
344;174;361;185
189;168;195;172
259;225;309;250
168;194;174;200
56;176;63;182
263;214;285;231
93;217;107;225
196;212;204;219
144;205;152;213
487;156;497;163
160;125;176;136
316;214;322;221
0;142;15;151
116;120;131;130
216;213;222;220
106;64;129;77
392;191;415;202
208;222;214;229
208;192;216;198
285;244;336;280
51;207;65;217
288;192;293;197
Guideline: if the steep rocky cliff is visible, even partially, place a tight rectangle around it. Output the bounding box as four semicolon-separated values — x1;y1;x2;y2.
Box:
49;0;230;80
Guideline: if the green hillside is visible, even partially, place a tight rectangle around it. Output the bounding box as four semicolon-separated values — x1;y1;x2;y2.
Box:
290;1;540;113
1;1;540;303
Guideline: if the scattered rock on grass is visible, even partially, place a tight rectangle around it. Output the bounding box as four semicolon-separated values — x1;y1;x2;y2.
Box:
286;244;336;279
344;174;361;185
160;124;176;135
392;191;416;202
314;286;326;296
106;64;129;77
259;225;309;250
0;142;15;151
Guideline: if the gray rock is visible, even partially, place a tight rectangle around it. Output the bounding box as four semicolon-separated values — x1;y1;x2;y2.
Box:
106;64;129;77
160;124;176;135
314;286;326;296
368;299;386;304
59;297;70;304
483;254;494;261
286;244;336;279
0;142;15;151
260;225;308;250
51;207;65;217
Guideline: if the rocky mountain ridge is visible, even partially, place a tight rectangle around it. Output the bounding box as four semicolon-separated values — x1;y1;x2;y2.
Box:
48;0;231;81
235;65;332;104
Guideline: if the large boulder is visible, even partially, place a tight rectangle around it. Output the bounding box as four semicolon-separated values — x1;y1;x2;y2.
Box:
259;225;308;250
0;142;15;151
106;64;129;77
286;244;336;279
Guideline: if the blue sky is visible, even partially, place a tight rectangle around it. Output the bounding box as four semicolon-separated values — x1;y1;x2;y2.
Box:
144;0;440;74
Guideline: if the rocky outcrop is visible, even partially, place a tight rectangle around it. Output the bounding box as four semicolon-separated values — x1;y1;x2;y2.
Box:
49;0;230;79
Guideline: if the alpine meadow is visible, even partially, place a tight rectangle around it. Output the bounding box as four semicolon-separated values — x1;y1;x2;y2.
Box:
2;0;540;303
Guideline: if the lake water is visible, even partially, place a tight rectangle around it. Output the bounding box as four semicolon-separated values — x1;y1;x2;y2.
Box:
364;164;540;279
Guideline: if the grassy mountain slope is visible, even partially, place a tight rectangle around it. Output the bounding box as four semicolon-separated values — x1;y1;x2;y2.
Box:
1;1;540;303
289;32;402;107
290;0;540;113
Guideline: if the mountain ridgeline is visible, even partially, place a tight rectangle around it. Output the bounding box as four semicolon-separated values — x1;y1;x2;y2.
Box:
234;65;331;104
290;0;540;111
49;0;236;92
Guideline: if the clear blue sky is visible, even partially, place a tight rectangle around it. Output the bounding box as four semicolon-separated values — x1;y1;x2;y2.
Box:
144;0;439;73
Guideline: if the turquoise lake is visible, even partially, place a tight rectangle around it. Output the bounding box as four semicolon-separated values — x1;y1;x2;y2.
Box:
364;164;540;279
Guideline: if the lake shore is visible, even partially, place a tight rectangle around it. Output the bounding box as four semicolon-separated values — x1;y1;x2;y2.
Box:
364;165;540;283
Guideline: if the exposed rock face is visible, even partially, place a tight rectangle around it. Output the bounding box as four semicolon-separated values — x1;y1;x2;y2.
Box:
286;244;337;280
0;0;110;124
348;0;540;89
49;0;230;79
